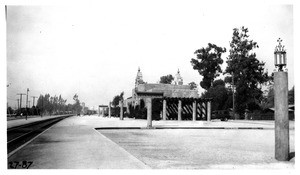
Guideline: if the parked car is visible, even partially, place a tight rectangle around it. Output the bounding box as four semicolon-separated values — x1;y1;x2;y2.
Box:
212;110;231;121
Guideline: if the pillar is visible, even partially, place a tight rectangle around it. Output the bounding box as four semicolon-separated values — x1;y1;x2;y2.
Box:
146;98;152;128
274;71;289;161
126;102;130;114
178;99;182;121
119;100;124;120
207;101;211;121
192;101;196;121
163;99;167;120
108;102;111;118
98;106;100;117
102;107;105;117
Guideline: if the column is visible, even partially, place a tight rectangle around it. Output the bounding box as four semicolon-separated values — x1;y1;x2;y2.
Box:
274;71;289;161
178;99;182;121
102;107;105;117
119;100;124;120
108;102;111;118
98;106;100;117
146;98;152;128
126;102;130;114
207;101;211;121
192;101;197;121
163;99;167;120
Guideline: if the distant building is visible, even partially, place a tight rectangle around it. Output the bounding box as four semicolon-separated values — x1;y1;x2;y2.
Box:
125;68;198;108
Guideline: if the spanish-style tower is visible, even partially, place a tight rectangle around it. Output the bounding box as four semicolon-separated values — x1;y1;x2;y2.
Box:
135;67;144;87
175;69;183;85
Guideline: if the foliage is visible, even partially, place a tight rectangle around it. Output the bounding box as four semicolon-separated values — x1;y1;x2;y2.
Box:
188;82;197;90
7;106;14;114
112;92;124;107
201;79;229;111
73;94;82;114
225;26;270;114
288;86;294;105
191;43;226;90
159;74;174;84
36;93;81;115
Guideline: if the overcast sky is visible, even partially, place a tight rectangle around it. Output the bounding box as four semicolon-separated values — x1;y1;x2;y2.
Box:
6;1;294;109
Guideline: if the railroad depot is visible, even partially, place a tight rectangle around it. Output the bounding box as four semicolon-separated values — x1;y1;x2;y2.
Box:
99;68;213;127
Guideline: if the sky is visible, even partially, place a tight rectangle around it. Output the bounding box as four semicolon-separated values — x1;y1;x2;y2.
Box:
5;1;295;110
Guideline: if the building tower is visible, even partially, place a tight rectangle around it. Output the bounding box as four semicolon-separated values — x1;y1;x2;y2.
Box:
175;69;183;85
135;67;144;87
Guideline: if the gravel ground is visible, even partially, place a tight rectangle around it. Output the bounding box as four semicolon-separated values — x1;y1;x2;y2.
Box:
99;129;295;169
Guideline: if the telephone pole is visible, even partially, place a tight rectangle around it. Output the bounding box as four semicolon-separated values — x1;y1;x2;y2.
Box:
26;88;29;120
17;99;20;110
17;93;26;111
31;96;38;107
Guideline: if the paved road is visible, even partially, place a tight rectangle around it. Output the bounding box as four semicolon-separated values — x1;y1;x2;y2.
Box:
7;115;295;169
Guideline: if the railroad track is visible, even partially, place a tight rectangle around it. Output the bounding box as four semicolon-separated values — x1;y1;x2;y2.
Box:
7;115;73;155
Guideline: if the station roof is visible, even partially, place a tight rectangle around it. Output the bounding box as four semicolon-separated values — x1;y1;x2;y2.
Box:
163;97;212;102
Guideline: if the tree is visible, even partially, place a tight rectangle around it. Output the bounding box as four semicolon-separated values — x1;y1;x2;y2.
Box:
159;74;174;84
7;106;14;115
225;26;270;114
73;94;82;114
201;79;229;111
112;92;124;107
191;43;226;90
188;82;197;90
288;86;294;105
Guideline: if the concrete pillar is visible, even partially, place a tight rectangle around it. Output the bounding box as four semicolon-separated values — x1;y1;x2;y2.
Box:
102;107;105;117
98;106;100;117
178;100;182;121
108;102;111;118
163;99;167;120
207;101;211;121
126;102;130;114
274;71;289;161
192;101;197;121
119;100;124;120
146;98;152;128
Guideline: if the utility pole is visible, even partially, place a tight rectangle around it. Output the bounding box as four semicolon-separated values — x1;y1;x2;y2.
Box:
31;96;38;107
17;99;20;110
17;93;26;113
41;95;43;117
26;88;29;120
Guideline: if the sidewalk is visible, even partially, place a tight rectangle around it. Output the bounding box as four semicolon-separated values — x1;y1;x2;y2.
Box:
8;115;150;169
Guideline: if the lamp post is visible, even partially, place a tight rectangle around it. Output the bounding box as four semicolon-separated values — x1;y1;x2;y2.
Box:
274;38;289;161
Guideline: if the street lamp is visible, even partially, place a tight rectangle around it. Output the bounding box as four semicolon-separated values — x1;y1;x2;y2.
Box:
274;38;287;71
274;38;289;161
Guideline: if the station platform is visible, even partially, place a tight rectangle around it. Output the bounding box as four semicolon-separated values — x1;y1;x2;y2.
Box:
8;115;150;169
7;115;295;169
